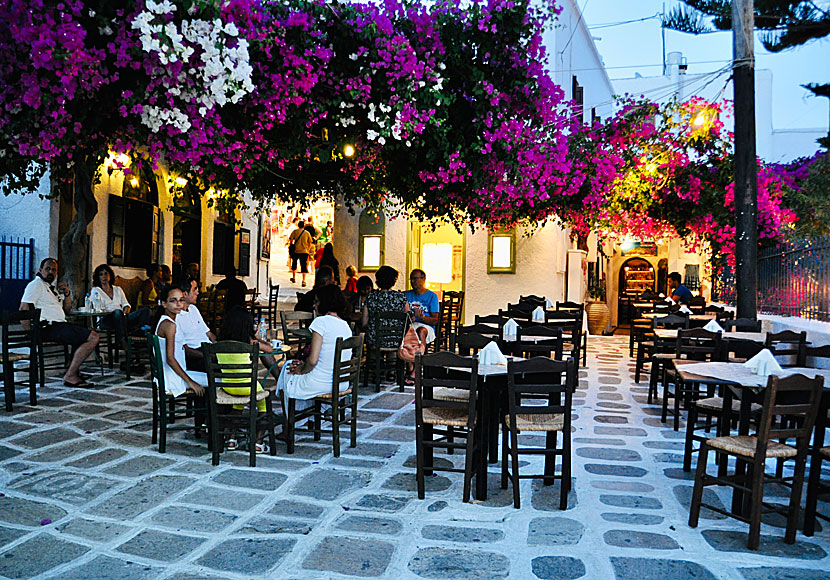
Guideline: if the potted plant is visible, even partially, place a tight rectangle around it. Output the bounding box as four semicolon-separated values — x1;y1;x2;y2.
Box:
586;276;610;335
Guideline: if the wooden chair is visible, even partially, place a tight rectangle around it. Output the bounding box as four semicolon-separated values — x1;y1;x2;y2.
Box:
147;333;210;454
434;291;464;352
266;284;280;329
765;330;808;367
519;295;546;307
661;328;723;431
363;310;407;392
507;326;564;361
454;331;493;357
279;310;313;352
414;351;481;502
723;318;762;332
210;289;228;334
802;345;830;537
203;341;275;466
556;302;587;365
722;339;765;363
502;356;577;509
634;313;688;402
196;289;212;329
283;335;363;457
2;309;40;410
689;374;824;550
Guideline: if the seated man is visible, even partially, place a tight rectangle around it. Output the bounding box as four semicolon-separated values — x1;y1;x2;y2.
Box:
405;269;439;344
20;258;99;388
177;278;216;372
215;265;247;312
668;271;694;305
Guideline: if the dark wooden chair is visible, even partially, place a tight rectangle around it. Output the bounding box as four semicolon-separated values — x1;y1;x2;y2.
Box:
765;330;808;367
661;328;723;431
266;284;280;329
414;351;481;502
689;374;824;550
802;345;830;537
634;313;688;402
279;310;313;352
434;291;464;352
501;356;577;509
506;326;564;361
147;333;210;454
203;341;275;467
2;309;40;410
284;335;363;457
474;314;509;328
454;331;493;357
363;310;406;392
519;295;546;307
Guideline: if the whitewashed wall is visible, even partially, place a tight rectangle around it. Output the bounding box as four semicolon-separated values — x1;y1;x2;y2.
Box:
0;174;57;268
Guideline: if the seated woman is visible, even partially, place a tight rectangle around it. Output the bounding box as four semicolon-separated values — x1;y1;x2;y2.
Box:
138;263;161;308
347;275;373;333
154;287;207;397
361;265;408;350
216;302;275;453
90;264;151;346
219;301;282;382
343;265;358;293
275;285;352;407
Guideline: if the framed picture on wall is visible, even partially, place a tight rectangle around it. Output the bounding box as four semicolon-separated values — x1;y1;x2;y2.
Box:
259;214;271;259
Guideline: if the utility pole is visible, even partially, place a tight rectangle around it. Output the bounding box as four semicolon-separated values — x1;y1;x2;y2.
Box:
732;0;758;319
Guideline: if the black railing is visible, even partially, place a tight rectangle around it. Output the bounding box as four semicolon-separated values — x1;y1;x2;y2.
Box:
0;236;35;312
711;257;736;306
758;236;830;322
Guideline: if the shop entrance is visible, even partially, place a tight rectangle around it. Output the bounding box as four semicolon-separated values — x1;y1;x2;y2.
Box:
406;221;465;295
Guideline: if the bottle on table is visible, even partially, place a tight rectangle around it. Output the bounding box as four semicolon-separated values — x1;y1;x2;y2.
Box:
84;293;92;312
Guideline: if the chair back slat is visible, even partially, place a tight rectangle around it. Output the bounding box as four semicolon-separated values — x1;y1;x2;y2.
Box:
455;332;493;356
2;309;40;351
755;374;824;458
474;314;508;327
653;313;689;330
415;351;478;428
506;357;575;418
267;284;280;328
675;328;722;361
723;317;761;332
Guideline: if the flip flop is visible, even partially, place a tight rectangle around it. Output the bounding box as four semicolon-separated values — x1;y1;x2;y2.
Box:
226;438;238;451
255;442;270;454
63;379;94;388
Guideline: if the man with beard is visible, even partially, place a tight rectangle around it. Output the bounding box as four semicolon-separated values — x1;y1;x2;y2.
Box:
20;258;99;388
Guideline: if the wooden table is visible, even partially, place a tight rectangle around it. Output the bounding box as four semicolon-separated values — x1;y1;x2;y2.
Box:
448;355;525;500
673;360;830;513
642;312;716;322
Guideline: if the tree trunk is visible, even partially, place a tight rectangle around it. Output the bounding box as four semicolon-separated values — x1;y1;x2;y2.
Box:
59;161;97;307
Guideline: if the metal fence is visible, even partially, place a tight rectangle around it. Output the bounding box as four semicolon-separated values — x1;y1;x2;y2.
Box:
758;235;830;322
0;236;35;312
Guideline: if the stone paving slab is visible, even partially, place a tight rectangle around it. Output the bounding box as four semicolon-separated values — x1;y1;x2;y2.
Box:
0;335;827;579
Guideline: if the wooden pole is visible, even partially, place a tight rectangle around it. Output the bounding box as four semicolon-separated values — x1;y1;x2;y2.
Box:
732;0;758;319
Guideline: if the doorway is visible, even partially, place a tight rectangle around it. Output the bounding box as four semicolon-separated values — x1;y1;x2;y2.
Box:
407;221;465;295
172;214;201;281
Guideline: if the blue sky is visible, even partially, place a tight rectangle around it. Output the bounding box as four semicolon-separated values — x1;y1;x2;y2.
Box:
580;0;830;131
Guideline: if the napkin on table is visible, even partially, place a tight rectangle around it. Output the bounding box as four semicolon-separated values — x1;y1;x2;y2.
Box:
478;341;508;366
678;305;692;314
532;306;545;322
544;297;554;309
702;319;725;333
665;296;674;303
503;318;519;341
743;349;783;376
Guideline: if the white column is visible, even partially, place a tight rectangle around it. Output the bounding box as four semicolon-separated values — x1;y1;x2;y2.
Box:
566;249;587;303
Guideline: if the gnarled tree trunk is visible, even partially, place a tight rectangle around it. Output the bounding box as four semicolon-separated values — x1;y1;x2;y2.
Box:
59;161;97;307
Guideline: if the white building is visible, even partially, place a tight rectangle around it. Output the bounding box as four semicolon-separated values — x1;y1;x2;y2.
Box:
613;52;827;163
0;161;271;307
333;0;616;321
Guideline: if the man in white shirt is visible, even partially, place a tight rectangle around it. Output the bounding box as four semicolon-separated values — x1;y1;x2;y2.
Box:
20;258;99;388
177;278;216;372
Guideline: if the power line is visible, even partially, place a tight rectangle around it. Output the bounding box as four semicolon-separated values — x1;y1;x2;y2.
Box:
588;13;661;29
561;0;591;54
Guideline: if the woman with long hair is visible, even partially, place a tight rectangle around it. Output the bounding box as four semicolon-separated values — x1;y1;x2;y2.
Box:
90;264;151;346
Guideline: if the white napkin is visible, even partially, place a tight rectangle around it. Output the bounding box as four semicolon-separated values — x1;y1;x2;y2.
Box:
659;293;665;298
503;318;519;341
678;305;692;314
665;296;674;303
532;306;545;322
743;349;783;376
702;319;725;333
544;297;554;309
478;341;508;366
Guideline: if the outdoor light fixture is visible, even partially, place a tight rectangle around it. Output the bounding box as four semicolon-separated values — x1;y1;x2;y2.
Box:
358;209;385;271
129;177;139;188
104;151;131;175
693;113;706;127
174;176;188;188
343;144;355;157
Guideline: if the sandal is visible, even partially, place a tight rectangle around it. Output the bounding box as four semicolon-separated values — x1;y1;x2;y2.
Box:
226;438;238;451
290;277;295;283
255;442;270;454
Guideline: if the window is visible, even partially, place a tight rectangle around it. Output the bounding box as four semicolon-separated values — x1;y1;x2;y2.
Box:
213;221;236;275
108;195;160;267
238;228;251;277
487;229;516;274
358;209;385;272
572;76;584;123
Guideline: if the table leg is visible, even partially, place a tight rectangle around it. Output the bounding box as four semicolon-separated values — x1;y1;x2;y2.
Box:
475;390;490;501
730;387;754;516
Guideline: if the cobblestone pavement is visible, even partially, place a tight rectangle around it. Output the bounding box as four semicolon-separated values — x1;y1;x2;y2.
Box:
0;335;828;579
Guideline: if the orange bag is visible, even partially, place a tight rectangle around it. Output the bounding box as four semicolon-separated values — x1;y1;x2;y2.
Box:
398;315;425;362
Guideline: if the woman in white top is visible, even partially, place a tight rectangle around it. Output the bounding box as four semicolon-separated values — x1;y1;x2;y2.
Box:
276;285;352;403
90;264;151;346
155;287;207;397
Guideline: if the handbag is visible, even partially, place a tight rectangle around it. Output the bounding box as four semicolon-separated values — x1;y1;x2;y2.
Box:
398;314;425;363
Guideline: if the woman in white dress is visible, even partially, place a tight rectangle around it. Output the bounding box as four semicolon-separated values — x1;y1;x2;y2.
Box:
155;288;207;397
90;264;151;346
276;285;352;403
